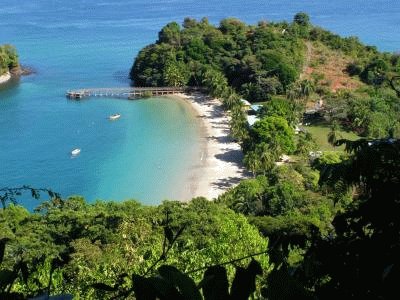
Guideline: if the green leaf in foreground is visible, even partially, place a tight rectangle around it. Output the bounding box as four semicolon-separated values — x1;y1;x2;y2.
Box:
158;265;202;300
200;266;229;300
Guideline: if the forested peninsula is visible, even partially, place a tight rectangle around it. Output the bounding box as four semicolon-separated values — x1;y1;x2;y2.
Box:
131;13;400;138
1;14;400;299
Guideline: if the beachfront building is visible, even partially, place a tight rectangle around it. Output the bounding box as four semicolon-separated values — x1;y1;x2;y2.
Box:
250;104;263;113
240;98;252;109
247;115;260;126
245;103;262;126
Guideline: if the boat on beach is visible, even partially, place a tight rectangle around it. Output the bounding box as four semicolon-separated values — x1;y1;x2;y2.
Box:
71;148;81;156
109;113;121;120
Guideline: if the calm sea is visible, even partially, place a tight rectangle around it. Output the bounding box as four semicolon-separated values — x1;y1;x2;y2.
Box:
1;0;399;208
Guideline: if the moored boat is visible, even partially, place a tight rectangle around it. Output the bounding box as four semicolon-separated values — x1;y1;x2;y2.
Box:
71;148;81;156
109;113;121;120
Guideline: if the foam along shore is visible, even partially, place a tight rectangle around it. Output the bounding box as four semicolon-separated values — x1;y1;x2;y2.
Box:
0;72;11;85
0;67;35;86
174;93;250;200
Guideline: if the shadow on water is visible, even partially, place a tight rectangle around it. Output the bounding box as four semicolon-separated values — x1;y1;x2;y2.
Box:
0;66;36;96
0;76;20;95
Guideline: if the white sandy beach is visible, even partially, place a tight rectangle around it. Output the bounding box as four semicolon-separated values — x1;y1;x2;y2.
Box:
0;72;11;85
175;93;249;200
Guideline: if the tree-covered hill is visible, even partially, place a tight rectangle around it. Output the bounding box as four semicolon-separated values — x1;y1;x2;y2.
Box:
130;13;400;103
131;14;400;142
131;16;305;102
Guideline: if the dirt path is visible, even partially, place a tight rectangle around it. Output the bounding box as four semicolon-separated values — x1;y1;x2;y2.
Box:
300;41;312;79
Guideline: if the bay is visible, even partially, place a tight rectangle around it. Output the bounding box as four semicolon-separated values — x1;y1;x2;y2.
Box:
0;0;399;207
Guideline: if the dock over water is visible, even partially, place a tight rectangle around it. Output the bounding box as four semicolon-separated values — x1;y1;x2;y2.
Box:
66;87;199;99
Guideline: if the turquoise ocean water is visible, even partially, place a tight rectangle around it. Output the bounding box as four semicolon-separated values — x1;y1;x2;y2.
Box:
1;0;399;208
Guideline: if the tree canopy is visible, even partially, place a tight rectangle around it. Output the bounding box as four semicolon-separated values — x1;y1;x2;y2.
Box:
130;16;305;102
250;116;296;154
0;197;269;299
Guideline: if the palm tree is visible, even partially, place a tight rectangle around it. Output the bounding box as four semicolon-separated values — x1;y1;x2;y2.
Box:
296;132;317;156
164;62;184;87
202;69;228;98
234;194;253;215
233;190;263;215
299;79;314;99
286;80;314;101
229;104;249;142
256;143;275;174
286;83;299;101
327;120;342;148
244;151;261;177
222;87;240;110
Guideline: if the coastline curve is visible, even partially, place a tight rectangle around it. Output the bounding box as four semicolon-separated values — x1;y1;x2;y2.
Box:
171;93;250;200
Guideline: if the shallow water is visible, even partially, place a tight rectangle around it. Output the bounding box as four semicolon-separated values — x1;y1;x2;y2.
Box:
0;0;399;208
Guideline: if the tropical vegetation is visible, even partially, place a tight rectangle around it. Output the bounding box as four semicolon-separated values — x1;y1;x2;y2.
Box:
0;44;19;75
0;195;269;299
1;12;400;299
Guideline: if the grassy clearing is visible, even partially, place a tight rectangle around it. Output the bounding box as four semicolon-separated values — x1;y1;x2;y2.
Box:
306;124;360;151
252;95;287;106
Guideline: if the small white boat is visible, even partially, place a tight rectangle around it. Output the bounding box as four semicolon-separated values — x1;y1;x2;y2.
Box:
71;148;81;156
109;113;121;120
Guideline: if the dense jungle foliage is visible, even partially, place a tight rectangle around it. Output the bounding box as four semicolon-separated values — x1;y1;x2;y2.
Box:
0;44;19;75
1;13;400;299
130;16;305;101
0;196;269;299
129;12;399;299
131;13;400;139
2;138;399;299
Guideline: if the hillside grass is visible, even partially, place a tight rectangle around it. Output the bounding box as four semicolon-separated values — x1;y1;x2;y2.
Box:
306;123;360;151
303;41;365;92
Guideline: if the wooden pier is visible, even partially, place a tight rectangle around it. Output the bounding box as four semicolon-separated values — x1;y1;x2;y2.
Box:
66;86;199;100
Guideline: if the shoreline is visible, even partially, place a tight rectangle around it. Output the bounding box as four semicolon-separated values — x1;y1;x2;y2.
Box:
172;93;249;200
0;67;34;86
0;72;11;85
